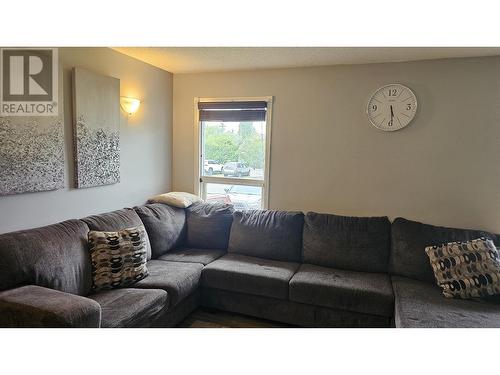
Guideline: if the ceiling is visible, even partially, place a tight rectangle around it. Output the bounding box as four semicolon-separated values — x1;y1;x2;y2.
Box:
112;47;500;74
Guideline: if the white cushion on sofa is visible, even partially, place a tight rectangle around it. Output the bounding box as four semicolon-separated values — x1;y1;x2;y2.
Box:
149;191;201;208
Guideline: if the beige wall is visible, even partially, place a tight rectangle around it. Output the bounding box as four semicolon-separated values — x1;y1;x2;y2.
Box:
173;56;500;233
0;48;173;233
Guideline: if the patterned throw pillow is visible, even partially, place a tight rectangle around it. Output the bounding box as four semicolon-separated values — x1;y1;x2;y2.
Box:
425;238;500;299
88;225;149;292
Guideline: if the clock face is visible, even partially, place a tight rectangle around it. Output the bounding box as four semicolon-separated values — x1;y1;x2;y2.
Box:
367;84;417;131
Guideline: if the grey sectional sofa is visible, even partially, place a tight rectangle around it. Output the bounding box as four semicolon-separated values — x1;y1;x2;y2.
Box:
1;201;499;328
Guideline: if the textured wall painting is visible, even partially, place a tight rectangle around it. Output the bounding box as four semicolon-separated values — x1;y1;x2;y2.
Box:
0;118;64;195
0;71;64;196
73;68;120;188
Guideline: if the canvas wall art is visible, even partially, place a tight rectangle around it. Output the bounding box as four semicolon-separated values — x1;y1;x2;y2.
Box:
0;69;64;196
0;117;65;195
72;68;120;188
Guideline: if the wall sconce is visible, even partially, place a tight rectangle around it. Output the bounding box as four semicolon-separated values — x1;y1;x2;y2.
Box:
120;96;141;116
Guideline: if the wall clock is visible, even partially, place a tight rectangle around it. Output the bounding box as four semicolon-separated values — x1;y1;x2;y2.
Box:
367;84;417;131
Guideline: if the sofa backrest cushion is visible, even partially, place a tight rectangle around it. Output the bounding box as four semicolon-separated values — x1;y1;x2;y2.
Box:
134;203;186;258
185;201;234;250
0;220;92;296
390;217;500;283
303;212;391;273
228;210;304;262
82;208;152;260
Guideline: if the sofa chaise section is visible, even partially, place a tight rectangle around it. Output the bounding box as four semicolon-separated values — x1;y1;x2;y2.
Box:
389;218;500;327
392;276;500;328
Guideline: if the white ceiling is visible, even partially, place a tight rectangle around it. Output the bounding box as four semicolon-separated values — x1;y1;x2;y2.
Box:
112;47;500;74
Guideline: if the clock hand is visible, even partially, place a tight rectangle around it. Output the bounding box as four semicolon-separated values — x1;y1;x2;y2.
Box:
390;105;394;126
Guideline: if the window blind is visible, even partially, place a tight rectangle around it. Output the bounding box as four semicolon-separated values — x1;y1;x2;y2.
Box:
198;101;267;122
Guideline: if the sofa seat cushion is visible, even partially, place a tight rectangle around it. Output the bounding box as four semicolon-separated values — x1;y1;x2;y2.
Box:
201;254;300;300
289;264;394;317
88;288;168;328
131;260;203;307
158;248;226;265
392;275;500;328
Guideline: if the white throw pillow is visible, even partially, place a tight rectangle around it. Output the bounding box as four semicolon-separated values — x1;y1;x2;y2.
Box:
149;191;202;208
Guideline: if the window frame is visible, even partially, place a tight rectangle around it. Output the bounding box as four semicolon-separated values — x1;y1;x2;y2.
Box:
193;96;274;209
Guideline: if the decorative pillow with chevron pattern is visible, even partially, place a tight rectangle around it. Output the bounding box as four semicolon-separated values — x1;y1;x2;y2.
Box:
88;225;149;292
425;237;500;299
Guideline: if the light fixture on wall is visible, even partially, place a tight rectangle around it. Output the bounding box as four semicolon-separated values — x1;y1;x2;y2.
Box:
120;96;141;116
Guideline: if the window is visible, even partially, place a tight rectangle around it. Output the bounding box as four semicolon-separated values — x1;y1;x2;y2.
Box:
194;97;273;209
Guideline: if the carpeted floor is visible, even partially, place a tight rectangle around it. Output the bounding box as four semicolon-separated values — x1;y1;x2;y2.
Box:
177;308;294;328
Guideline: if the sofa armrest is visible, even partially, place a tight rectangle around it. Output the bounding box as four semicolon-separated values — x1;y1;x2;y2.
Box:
0;285;101;328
